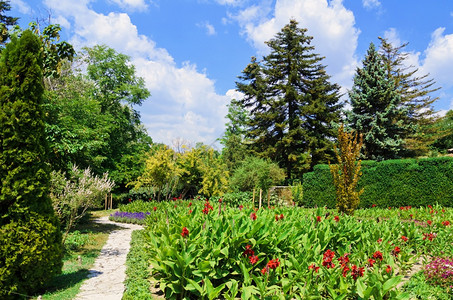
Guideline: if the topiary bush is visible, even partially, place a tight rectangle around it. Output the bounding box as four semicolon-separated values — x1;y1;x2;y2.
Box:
0;30;62;298
303;157;453;208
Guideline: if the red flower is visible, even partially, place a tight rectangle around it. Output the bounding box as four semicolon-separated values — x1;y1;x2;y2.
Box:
267;258;280;269
428;205;433;209
377;238;382;243
174;204;177;208
188;209;192;214
409;214;413;219
401;236;408;242
218;198;222;203
373;251;383;261
316;216;322;222
242;245;254;257
249;255;259;265
128;198;132;202
368;258;376;267
188;202;192;207
239;205;244;210
392;246;401;257
342;266;350;277
427;220;432;225
442;220;450;226
261;267;268;275
202;201;214;214
250;212;257;220
423;232;436;241
181;227;189;237
386;265;392;273
153;206;157;211
322;249;336;269
275;214;279;221
351;265;365;280
280;214;284;220
372;204;377;208
338;253;350;267
334;216;340;222
308;264;319;273
388;207;392;210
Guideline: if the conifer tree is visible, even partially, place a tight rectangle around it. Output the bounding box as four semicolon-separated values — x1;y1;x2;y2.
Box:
347;42;412;160
379;38;440;156
235;20;342;178
0;0;18;45
0;30;62;297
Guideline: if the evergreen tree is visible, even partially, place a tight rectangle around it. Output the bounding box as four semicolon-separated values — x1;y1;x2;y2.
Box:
347;42;412;160
379;38;440;156
0;30;62;298
235;20;342;178
0;0;18;45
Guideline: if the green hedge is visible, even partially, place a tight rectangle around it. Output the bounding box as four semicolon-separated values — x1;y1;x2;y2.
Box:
302;157;453;208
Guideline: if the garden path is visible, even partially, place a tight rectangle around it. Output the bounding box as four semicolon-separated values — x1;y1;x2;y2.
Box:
75;216;143;300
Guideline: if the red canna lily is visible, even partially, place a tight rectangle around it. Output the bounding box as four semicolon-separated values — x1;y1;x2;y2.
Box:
401;236;408;242
239;205;244;210
392;246;401;257
250;212;257;220
386;265;392;273
322;249;335;269
342;266;350;277
316;216;321;222
249;255;259;265
242;245;254;257
373;251;383;261
442;220;450;226
368;258;376;267
334;216;340;222
280;214;284;220
267;258;280;269
351;265;365;280
181;227;189;237
308;264;320;273
153;206;157;211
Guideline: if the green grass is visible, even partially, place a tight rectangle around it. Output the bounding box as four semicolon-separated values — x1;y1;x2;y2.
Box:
33;209;119;299
401;271;453;300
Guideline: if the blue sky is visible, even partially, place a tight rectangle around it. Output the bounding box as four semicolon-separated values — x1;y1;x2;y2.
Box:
10;0;453;148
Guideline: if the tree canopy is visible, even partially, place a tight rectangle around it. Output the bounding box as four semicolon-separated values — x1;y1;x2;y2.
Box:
233;19;342;179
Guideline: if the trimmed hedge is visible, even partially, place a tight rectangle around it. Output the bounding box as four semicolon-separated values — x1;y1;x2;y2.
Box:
302;157;453;208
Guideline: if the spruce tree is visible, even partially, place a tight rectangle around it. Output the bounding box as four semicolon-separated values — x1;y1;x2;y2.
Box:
347;42;411;160
379;38;440;156
235;20;342;178
0;30;62;298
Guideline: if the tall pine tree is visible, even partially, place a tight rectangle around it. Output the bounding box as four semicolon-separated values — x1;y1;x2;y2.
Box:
235;20;342;178
347;42;412;160
0;30;62;297
379;38;440;156
0;0;18;45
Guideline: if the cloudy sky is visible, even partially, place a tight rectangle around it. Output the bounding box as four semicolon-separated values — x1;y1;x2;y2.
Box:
11;0;453;148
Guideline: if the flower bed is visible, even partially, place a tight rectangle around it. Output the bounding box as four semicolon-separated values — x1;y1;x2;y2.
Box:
109;211;150;225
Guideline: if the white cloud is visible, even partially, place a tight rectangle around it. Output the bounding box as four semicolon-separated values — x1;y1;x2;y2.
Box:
230;0;360;92
362;0;381;10
198;21;217;36
43;0;231;147
422;27;453;88
109;0;149;11
12;0;33;14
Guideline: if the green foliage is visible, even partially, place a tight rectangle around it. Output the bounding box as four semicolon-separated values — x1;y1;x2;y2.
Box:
234;19;342;179
221;191;253;207
138;202;451;298
348;42;413;160
378;38;440;157
303;157;453;208
0;0;18;45
64;230;90;251
229;156;286;193
291;181;303;206
0;30;62;297
329;124;364;215
134;145;179;201
123;230;154;300
432;110;453;152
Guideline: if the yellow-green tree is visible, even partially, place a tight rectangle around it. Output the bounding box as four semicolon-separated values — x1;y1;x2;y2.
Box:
329;124;364;215
199;148;229;197
134;145;178;201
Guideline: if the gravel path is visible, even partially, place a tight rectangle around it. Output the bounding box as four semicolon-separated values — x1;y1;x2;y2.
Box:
75;216;143;300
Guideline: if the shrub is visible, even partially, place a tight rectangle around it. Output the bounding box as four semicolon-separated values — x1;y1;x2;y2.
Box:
424;257;453;288
329;125;363;215
303;157;453;208
50;165;114;243
229;157;286;193
0;30;62;297
64;230;90;251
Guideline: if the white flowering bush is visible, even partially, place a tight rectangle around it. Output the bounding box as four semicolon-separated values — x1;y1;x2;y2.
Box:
50;165;115;243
